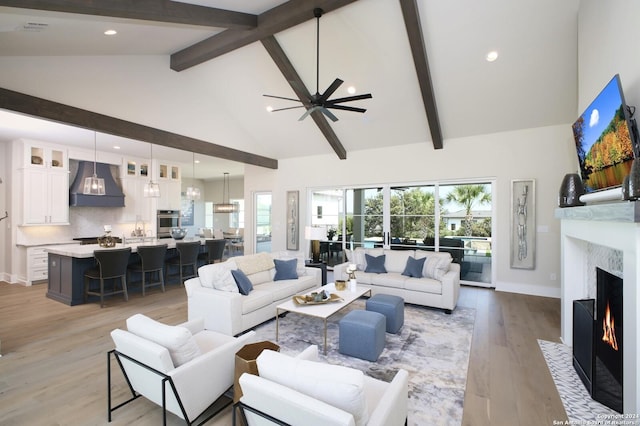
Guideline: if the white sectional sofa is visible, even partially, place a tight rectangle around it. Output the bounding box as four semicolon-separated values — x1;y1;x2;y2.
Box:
333;247;460;313
184;251;321;336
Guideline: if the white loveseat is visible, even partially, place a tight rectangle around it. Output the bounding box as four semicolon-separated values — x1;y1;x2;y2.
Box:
334;247;460;313
185;251;321;336
235;345;408;426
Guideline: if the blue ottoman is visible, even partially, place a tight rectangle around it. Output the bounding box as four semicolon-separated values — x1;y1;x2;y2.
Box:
339;310;386;361
366;294;404;334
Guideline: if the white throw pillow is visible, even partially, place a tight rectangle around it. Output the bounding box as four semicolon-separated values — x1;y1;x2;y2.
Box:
126;314;201;367
415;251;452;280
257;350;369;426
198;260;239;292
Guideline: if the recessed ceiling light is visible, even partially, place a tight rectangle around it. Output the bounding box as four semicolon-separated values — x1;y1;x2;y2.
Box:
113;145;120;150
194;160;200;164
104;29;117;36
347;86;356;95
266;105;274;113
486;51;499;62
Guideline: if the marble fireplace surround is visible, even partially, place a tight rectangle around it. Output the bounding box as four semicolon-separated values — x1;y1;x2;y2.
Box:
557;202;640;414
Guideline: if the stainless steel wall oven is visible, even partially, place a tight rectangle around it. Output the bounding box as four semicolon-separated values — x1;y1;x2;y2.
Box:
157;210;181;238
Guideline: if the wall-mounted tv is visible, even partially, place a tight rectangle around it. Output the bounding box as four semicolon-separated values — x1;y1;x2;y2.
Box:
571;74;637;193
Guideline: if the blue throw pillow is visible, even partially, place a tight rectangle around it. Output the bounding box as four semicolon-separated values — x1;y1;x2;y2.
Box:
274;258;298;281
364;254;387;273
231;269;253;295
402;256;425;278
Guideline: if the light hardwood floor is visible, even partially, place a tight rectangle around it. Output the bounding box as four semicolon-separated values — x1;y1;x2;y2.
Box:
0;281;567;425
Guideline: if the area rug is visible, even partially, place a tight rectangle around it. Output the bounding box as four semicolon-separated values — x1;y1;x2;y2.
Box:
253;300;476;426
538;340;621;424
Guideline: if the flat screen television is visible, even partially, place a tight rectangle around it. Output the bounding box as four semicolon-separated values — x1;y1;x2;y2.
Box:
571;74;637;193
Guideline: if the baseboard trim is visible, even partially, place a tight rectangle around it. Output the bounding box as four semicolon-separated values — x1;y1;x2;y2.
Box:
495;281;561;299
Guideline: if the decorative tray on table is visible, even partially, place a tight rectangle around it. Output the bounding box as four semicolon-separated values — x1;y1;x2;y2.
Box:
293;290;343;305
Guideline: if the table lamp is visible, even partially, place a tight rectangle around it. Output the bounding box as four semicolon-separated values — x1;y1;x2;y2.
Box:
305;226;326;263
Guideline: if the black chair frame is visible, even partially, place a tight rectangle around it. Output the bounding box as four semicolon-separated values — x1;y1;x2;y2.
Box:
107;349;232;426
232;400;290;426
198;239;226;266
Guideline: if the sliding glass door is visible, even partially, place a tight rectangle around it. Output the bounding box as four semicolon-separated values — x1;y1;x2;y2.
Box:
310;181;493;286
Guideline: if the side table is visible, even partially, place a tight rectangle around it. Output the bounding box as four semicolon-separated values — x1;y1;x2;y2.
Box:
305;260;327;285
233;341;280;403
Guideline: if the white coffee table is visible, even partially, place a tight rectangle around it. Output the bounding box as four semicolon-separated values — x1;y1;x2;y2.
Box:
276;283;372;355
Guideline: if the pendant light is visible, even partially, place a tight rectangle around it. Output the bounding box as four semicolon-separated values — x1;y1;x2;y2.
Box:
213;172;238;213
83;131;105;195
144;143;160;198
185;152;201;200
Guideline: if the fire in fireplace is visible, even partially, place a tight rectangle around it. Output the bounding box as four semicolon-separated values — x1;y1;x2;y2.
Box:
572;267;623;413
602;301;618;351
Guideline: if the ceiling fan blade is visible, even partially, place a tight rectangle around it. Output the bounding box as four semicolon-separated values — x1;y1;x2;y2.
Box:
318;78;343;102
263;94;304;103
320;107;339;122
325;104;367;113
271;105;306;112
298;106;321;121
327;93;372;104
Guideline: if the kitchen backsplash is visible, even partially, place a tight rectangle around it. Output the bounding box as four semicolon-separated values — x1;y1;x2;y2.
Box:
17;207;152;246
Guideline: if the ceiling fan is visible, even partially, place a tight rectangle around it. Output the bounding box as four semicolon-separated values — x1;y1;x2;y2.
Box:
264;8;372;122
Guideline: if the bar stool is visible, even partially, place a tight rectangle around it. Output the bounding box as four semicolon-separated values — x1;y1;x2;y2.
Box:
165;241;200;285
197;239;226;266
84;247;132;308
127;244;167;296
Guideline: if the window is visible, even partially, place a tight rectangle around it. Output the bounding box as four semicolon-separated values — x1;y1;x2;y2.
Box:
310;181;494;286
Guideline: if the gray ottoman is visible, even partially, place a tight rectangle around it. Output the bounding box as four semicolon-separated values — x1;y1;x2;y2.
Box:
339;310;386;361
366;294;404;334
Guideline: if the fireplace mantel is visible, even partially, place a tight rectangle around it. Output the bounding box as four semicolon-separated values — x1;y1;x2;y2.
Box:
557;202;640;414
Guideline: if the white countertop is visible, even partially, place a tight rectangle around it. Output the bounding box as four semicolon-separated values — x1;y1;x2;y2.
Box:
44;238;205;258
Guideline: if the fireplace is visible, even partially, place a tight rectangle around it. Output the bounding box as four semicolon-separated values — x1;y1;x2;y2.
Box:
572;267;623;413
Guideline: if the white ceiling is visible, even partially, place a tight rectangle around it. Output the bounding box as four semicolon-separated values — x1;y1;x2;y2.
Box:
0;0;580;179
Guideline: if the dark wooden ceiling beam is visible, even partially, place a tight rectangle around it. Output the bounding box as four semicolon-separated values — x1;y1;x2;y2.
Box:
0;0;257;30
399;0;443;150
261;35;347;160
0;87;278;169
171;0;359;71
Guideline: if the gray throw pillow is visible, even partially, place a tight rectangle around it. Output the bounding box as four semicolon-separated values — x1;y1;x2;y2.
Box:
231;269;253;295
364;254;387;273
274;258;298;281
402;256;425;278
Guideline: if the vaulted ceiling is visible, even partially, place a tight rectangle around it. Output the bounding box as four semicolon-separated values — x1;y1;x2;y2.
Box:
0;0;579;178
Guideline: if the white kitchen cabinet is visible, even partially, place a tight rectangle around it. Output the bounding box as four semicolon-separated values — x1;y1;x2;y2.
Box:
22;168;69;225
157;180;181;210
119;177;153;224
27;247;49;284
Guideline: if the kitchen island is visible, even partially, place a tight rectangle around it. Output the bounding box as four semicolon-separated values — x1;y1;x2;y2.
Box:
45;238;205;305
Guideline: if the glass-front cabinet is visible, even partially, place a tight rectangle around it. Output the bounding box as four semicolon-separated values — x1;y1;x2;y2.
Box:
21;141;69;225
25;142;67;170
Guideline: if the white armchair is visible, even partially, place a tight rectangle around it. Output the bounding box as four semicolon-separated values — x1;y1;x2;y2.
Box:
234;345;408;426
109;314;256;424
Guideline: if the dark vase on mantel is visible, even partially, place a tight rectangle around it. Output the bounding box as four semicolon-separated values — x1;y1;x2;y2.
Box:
625;158;640;200
558;173;586;207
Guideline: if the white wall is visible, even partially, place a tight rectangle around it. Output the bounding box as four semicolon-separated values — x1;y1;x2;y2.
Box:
0;142;8;282
245;123;577;298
